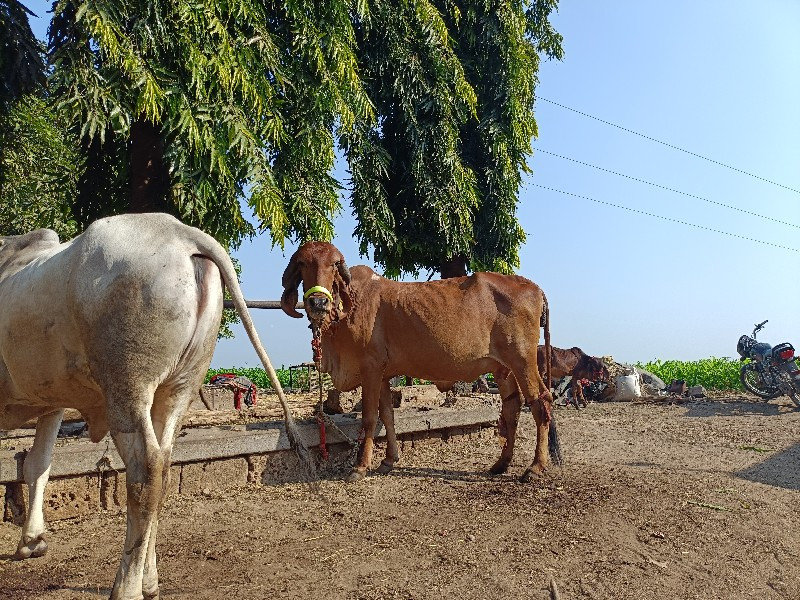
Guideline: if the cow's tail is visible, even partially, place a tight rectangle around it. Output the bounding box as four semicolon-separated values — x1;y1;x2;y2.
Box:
541;292;552;391
192;230;316;481
541;292;562;466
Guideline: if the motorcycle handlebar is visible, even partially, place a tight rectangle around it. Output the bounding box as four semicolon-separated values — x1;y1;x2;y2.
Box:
752;319;768;338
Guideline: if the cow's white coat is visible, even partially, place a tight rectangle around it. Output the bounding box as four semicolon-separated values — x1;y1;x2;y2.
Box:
0;213;290;600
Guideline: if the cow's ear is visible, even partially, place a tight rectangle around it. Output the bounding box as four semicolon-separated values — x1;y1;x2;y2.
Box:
281;251;303;318
281;287;303;319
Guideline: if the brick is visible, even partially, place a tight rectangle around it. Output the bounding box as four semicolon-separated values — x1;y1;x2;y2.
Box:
179;458;248;495
255;451;317;486
99;471;126;511
43;475;102;522
167;465;181;499
4;482;26;525
0;483;6;523
245;455;268;484
97;467;177;513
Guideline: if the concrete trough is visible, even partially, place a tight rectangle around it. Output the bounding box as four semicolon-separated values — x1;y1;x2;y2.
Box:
1;406;498;523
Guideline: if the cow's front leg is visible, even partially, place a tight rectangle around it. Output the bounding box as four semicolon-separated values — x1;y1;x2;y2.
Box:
346;374;382;482
14;409;65;560
569;380;582;409
376;379;399;474
575;380;588;408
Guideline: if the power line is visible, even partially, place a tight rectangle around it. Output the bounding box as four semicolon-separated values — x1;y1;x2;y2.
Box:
536;96;800;195
534;147;800;230
532;183;799;253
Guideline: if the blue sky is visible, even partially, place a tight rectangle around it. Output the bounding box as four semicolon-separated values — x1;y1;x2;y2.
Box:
25;1;800;368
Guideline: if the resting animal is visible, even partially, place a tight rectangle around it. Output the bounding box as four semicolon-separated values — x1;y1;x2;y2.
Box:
0;213;301;600
281;241;560;483
540;346;609;407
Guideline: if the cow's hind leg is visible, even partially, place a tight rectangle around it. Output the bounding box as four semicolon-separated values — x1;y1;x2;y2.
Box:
509;361;559;483
138;385;196;599
107;391;165;600
14;409;65;560
490;369;523;475
376;379;399;474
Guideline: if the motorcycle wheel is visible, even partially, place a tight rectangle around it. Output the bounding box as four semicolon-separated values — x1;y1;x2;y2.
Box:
740;363;781;399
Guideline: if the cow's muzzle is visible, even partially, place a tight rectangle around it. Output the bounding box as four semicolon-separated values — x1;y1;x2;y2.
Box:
304;286;333;321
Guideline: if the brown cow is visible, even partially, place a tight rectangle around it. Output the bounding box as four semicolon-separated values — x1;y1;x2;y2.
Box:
538;346;609;407
281;241;560;483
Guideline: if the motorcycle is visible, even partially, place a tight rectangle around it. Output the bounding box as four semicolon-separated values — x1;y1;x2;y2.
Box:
736;320;800;405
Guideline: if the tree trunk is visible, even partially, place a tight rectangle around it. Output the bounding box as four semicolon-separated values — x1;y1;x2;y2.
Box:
437;254;470;395
440;254;468;279
129;120;171;213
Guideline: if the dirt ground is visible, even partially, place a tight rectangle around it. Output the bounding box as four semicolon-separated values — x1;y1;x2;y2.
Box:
2;392;800;600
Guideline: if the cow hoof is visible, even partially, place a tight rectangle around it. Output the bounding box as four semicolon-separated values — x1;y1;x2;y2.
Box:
518;466;545;483
376;460;395;475
489;459;510;475
14;534;48;560
143;587;160;600
345;469;366;483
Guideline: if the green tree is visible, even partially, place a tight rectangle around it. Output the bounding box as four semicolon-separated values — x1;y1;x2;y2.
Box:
47;0;372;249
346;0;562;278
0;0;44;111
0;2;76;238
7;0;561;285
0;95;80;238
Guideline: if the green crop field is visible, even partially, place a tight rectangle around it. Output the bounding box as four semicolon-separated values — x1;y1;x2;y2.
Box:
635;357;742;390
208;357;745;393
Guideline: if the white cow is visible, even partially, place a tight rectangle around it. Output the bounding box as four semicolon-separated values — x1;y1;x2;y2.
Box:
0;213;301;600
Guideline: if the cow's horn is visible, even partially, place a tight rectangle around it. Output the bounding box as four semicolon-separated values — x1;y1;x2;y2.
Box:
337;259;351;284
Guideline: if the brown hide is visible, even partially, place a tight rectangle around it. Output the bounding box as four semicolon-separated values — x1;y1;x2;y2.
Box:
282;242;559;482
539;346;608;381
538;346;609;406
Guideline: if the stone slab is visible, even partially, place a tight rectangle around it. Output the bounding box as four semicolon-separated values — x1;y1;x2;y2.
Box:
0;407;497;484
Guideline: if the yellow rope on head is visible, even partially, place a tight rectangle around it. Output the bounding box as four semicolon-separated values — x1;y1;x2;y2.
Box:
303;285;333;302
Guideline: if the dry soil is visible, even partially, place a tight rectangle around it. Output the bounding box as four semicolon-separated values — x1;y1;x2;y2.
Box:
2;393;800;600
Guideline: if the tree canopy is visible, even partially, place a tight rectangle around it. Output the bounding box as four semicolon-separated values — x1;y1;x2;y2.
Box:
1;0;562;278
0;0;44;111
348;0;563;277
43;0;372;249
0;94;80;238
